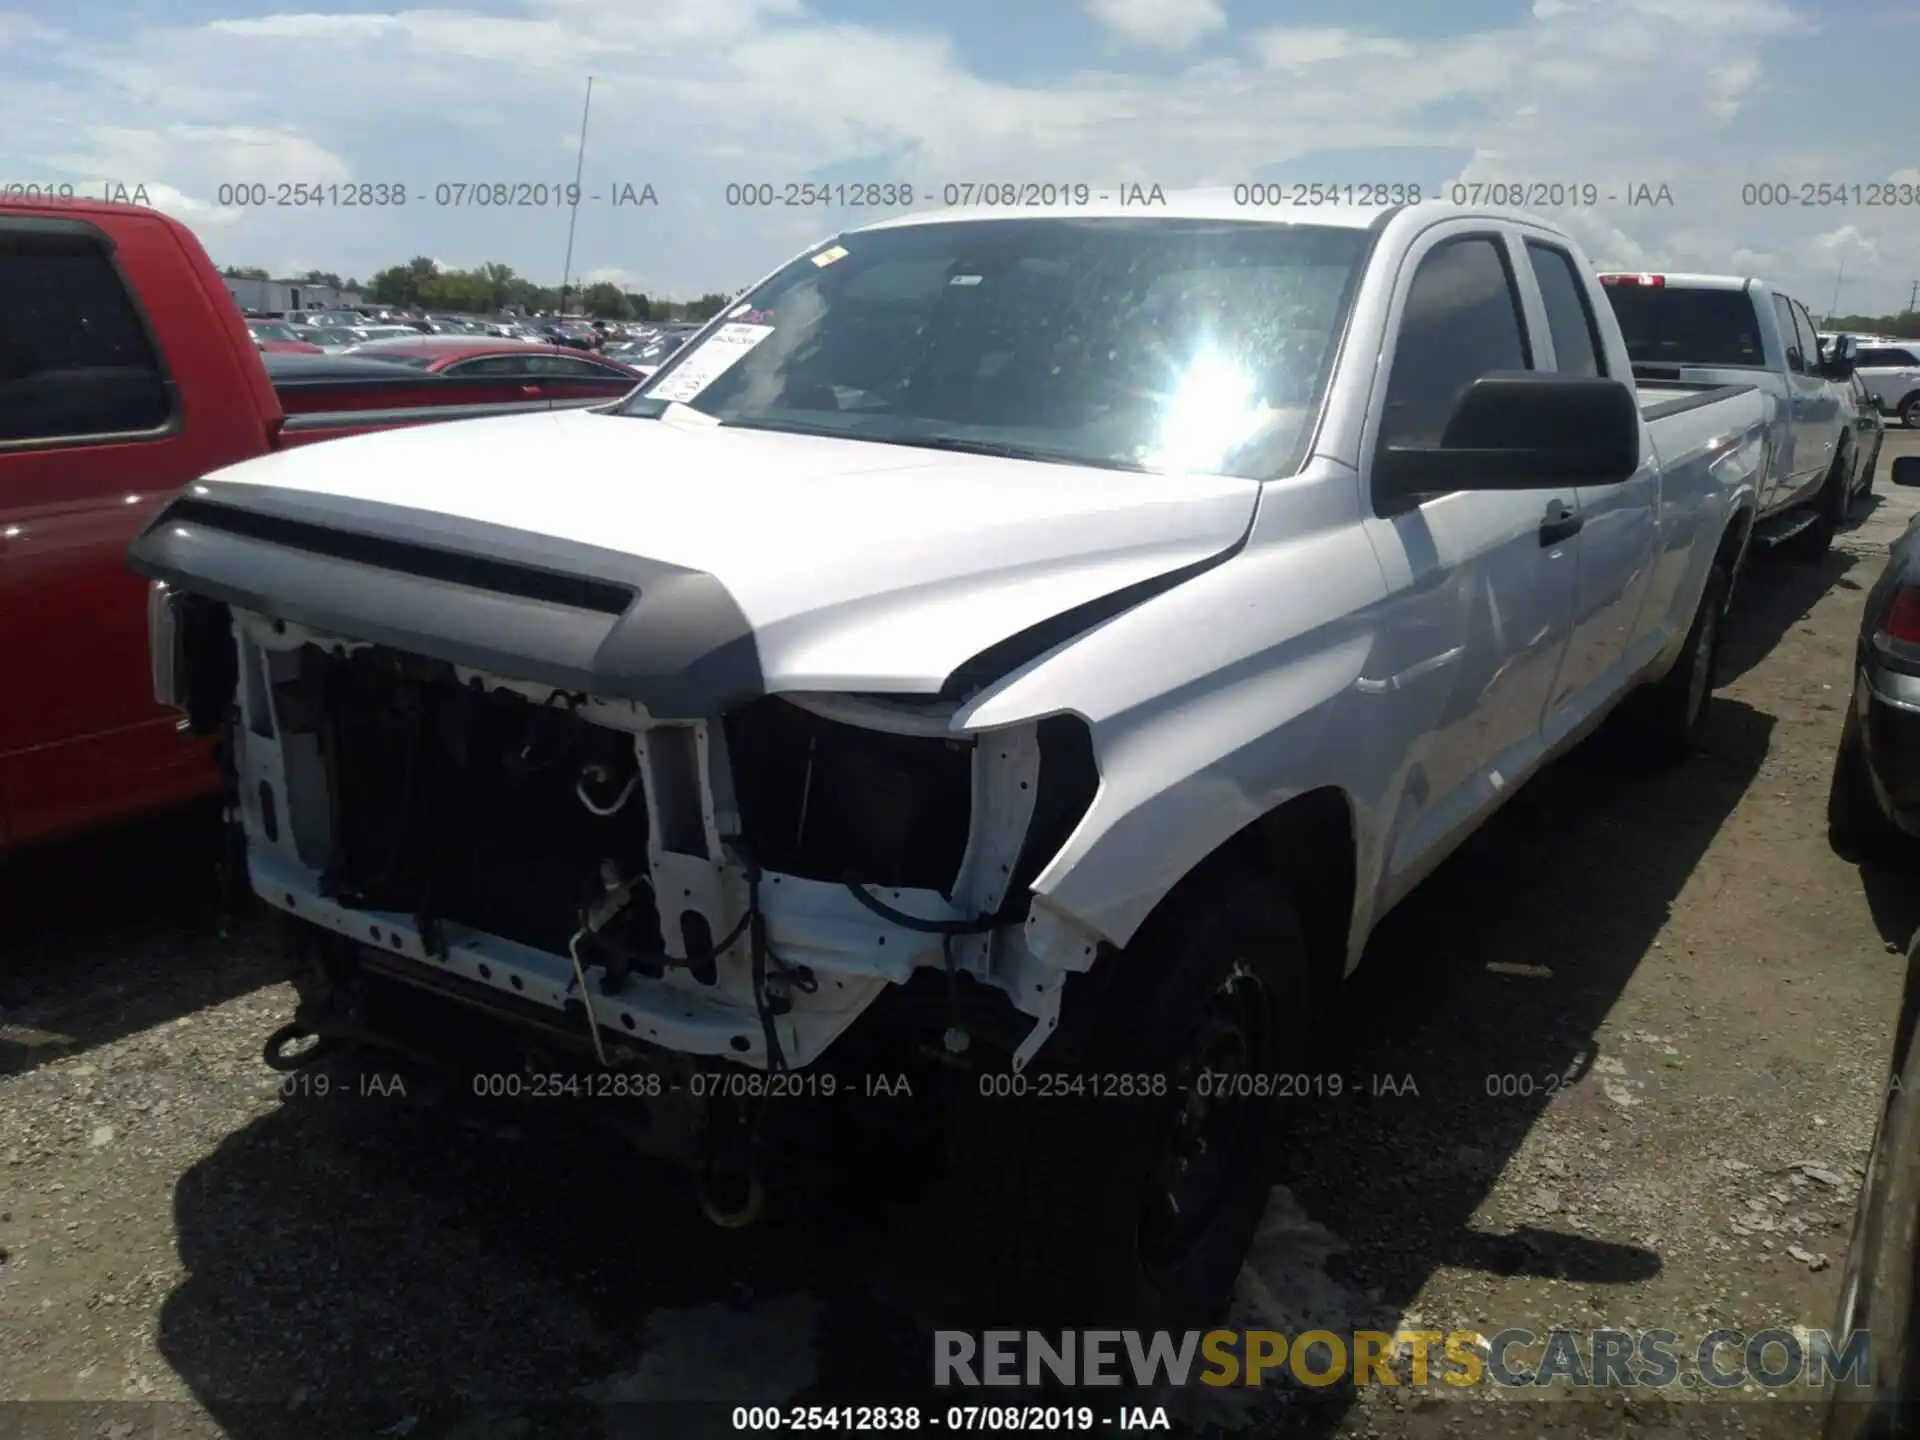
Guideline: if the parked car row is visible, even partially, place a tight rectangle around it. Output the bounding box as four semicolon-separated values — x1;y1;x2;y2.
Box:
245;310;705;361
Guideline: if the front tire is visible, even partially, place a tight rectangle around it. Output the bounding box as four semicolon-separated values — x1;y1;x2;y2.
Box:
1613;557;1732;766
948;877;1317;1331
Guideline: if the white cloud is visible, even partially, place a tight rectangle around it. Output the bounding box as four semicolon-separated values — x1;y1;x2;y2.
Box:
1084;0;1226;51
1252;28;1413;69
0;0;1910;313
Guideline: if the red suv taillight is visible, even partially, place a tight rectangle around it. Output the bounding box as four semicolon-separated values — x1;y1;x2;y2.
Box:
1598;273;1665;287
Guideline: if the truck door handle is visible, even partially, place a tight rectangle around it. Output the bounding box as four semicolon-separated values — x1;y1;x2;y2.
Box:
1540;500;1582;546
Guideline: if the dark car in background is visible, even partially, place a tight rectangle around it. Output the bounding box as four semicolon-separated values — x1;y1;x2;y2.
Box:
341;335;642;399
1825;920;1920;1439
1828;455;1920;861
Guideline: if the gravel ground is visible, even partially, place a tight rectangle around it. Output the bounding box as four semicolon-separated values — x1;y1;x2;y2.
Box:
4;433;1919;1440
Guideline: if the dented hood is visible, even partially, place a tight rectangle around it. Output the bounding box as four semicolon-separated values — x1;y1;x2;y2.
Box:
130;406;1257;716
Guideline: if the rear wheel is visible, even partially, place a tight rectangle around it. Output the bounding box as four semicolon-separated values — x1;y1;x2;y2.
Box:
1902;394;1920;430
1780;448;1852;561
948;876;1316;1331
1612;557;1732;766
1828;708;1914;863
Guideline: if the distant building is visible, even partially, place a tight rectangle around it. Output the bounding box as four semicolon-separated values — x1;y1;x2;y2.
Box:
222;275;365;314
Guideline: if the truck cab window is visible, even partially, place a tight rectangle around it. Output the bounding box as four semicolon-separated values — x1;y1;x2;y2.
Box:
1789;300;1822;373
1773;295;1805;373
0;238;171;444
1525;242;1605;377
1379;235;1529;448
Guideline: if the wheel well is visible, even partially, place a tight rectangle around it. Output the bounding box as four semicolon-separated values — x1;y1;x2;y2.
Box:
1717;505;1754;586
1132;787;1356;1002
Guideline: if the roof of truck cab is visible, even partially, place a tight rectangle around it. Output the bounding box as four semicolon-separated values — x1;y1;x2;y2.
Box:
850;188;1401;231
0;194;201;235
1598;272;1755;290
847;192;1620;242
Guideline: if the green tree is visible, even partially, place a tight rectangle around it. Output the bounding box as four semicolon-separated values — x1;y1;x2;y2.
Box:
301;269;344;288
579;281;633;319
1829;310;1920;340
221;265;271;280
683;291;733;321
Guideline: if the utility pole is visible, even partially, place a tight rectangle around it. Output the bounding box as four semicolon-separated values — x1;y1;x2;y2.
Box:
559;76;594;316
1828;256;1845;320
1909;279;1918;316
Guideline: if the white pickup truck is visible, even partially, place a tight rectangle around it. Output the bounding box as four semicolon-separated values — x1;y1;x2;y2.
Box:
1599;272;1862;557
131;195;1767;1332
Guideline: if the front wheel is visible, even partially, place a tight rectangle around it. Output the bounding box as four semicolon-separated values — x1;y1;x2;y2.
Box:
1860;439;1881;498
947;879;1316;1331
1612;558;1732;766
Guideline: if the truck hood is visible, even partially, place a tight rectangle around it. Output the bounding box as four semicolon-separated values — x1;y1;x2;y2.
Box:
131;407;1258;716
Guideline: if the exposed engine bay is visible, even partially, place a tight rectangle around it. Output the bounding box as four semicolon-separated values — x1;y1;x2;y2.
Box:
191;601;1102;1081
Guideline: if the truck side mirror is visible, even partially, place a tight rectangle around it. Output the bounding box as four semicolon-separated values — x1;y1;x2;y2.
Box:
1892;456;1920;488
1822;334;1859;381
1373;371;1641;506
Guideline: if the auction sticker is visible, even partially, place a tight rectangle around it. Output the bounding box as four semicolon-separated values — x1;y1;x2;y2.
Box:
645;323;775;403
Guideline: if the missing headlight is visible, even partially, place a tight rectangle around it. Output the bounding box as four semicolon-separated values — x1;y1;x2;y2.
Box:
725;696;974;892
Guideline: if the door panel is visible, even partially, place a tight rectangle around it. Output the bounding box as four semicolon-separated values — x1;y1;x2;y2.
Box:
1520;240;1659;722
0;218;258;845
1773;294;1825;504
1791;297;1842;482
1357;229;1580;904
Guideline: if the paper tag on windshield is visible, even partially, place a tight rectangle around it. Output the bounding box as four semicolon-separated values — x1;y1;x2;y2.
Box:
645;323;775;403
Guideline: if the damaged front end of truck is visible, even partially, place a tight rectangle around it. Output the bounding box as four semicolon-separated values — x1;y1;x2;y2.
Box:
133;481;1125;1220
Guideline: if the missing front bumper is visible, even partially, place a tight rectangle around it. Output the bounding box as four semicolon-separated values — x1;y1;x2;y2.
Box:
228;612;1098;1071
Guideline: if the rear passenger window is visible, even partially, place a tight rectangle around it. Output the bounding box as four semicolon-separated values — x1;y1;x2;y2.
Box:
1525;243;1605;377
1378;236;1529;448
1789;300;1822;375
0;233;171;443
1773;296;1806;373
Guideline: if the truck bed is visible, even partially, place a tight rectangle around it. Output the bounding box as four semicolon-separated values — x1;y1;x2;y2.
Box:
1636;379;1757;421
1640;380;1768;491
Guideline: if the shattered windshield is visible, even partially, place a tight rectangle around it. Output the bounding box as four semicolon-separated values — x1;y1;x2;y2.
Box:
617;217;1368;479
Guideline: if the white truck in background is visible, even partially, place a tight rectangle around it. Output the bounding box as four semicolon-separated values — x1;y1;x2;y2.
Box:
134;196;1769;1333
1600;272;1862;558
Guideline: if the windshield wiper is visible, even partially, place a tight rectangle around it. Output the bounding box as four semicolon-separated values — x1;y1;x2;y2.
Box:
720;419;1151;473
